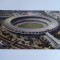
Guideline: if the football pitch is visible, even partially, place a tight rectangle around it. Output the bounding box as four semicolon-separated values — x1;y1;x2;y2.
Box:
18;22;44;28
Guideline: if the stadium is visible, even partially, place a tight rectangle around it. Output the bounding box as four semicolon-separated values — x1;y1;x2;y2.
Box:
3;14;59;36
0;10;60;49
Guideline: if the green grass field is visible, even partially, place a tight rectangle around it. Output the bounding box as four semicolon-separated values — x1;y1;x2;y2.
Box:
18;23;44;28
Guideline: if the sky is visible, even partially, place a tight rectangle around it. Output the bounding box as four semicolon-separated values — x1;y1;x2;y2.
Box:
0;0;60;60
0;0;60;10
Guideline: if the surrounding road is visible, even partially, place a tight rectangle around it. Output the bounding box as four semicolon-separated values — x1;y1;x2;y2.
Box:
44;32;60;49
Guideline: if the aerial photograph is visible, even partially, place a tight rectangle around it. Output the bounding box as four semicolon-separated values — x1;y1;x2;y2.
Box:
0;10;60;49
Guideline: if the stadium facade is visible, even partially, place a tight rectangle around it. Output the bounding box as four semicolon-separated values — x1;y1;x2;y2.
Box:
3;15;59;36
